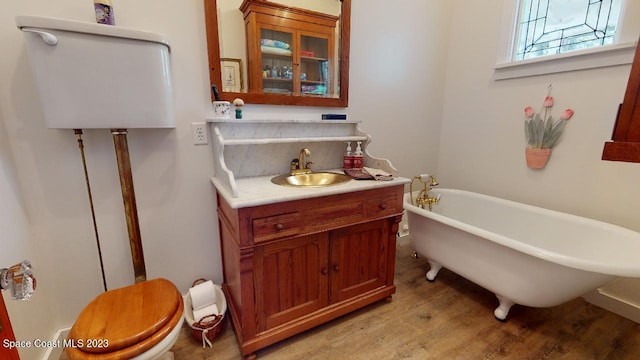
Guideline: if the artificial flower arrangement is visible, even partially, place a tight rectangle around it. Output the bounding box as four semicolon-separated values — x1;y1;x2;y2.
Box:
522;87;575;168
523;89;574;149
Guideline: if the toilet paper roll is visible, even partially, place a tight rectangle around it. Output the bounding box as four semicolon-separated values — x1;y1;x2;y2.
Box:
193;303;220;322
189;280;217;311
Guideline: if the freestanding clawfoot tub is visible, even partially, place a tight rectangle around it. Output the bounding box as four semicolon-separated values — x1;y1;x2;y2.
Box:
404;188;640;320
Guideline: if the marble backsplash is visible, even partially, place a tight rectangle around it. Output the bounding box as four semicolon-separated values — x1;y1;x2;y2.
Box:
208;119;396;198
223;141;345;178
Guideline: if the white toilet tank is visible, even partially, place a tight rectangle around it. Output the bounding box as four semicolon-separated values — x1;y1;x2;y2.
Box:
16;16;175;129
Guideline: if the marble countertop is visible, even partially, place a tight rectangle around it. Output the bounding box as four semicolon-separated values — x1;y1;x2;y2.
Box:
212;171;410;209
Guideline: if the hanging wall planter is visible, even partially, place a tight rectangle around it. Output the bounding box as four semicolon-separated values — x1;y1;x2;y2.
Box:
525;148;552;169
522;85;575;170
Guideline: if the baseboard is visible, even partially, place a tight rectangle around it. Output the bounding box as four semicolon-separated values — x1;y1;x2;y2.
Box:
42;327;70;360
583;289;640;324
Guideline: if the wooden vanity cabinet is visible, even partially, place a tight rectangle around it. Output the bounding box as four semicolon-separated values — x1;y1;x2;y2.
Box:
241;0;338;97
216;185;403;358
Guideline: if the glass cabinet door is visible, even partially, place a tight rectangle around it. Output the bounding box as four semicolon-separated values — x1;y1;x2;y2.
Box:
299;33;331;97
260;27;294;95
257;25;334;97
241;1;340;101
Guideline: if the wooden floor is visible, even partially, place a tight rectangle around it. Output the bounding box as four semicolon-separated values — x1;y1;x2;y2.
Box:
63;243;640;359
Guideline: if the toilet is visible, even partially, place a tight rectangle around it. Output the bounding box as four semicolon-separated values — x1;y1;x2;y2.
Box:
15;15;181;359
64;278;184;360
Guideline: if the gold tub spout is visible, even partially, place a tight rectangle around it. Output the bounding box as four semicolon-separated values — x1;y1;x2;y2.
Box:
410;174;440;211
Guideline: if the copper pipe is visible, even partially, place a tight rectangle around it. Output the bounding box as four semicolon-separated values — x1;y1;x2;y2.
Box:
111;129;146;283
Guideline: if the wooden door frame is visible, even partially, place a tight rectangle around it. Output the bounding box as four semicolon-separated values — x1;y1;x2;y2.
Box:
1;292;20;359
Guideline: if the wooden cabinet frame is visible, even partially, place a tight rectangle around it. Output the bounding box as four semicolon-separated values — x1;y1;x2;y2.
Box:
602;38;640;163
241;0;338;97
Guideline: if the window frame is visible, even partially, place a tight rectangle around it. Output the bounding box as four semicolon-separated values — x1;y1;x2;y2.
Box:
514;0;621;61
494;0;639;80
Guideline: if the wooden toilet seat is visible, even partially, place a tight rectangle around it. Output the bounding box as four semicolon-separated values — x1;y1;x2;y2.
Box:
65;278;183;360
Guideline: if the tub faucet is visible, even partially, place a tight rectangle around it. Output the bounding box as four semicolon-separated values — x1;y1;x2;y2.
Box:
290;148;313;175
410;174;440;211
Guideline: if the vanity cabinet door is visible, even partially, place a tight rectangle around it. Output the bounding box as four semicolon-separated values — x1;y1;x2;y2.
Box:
329;219;391;304
253;233;329;332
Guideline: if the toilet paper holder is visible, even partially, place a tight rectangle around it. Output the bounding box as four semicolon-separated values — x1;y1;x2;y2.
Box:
186;278;227;347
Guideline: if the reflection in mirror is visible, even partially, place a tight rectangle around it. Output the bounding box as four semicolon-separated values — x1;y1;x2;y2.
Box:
204;0;350;107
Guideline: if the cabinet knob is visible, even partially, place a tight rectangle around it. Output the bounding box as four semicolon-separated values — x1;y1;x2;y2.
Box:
379;203;387;210
275;223;284;231
321;268;328;275
333;265;340;272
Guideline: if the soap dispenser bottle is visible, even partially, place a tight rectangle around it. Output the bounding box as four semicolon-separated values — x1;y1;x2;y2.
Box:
343;142;353;169
353;141;364;169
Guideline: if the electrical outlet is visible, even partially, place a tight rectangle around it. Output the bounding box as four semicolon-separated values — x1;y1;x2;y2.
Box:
191;122;208;145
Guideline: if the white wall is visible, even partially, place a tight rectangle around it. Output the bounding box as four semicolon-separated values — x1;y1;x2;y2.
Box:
2;1;219;358
1;1;444;358
437;0;640;313
349;0;450;178
0;98;55;360
4;1;640;358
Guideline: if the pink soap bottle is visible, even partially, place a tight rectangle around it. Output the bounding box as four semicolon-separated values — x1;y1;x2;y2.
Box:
343;142;353;169
353;141;364;169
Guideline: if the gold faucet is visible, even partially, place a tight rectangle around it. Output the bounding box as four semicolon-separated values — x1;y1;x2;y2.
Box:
290;148;313;175
410;174;440;211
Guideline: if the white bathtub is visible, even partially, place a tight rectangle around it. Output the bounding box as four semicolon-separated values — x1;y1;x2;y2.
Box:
404;188;640;320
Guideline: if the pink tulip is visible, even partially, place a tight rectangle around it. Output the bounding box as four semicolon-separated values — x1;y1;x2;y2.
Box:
524;106;535;118
543;96;554;107
560;109;574;120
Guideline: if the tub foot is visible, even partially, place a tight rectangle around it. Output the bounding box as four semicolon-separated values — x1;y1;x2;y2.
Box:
494;295;514;321
425;260;442;282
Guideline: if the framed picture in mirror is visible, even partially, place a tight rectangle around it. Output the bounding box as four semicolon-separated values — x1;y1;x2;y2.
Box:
221;58;243;93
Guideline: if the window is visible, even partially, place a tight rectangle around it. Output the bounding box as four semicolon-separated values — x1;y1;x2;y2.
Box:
515;0;621;61
494;0;639;80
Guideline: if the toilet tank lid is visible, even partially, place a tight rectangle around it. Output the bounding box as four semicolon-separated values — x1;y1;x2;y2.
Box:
15;15;170;50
